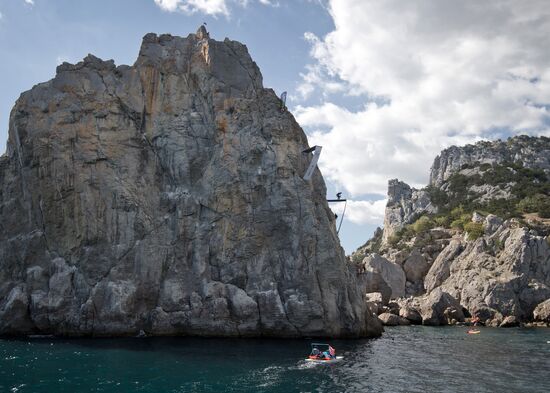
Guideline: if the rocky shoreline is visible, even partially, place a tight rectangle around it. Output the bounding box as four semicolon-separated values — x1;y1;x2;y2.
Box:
354;137;550;329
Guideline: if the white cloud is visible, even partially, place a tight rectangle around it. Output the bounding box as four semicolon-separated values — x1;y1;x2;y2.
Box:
297;0;550;201
154;0;229;15
153;0;272;16
296;63;347;100
330;199;387;225
154;0;182;12
24;0;34;5
258;0;279;6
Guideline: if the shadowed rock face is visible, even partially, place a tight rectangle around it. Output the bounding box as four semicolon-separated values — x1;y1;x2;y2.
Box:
0;28;382;338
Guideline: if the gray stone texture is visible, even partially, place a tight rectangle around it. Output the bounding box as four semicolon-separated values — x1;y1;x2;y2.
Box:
533;299;550;322
364;136;550;326
381;179;435;245
429;136;550;187
361;254;406;299
0;29;382;338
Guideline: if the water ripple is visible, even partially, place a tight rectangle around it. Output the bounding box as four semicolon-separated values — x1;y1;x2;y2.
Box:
1;327;549;392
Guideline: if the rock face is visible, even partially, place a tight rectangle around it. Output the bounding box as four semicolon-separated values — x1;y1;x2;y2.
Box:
429;137;550;187
361;254;405;299
403;250;429;283
423;240;463;292
499;315;519;328
378;312;409;326
355;136;550;327
382;179;435;244
388;218;550;326
436;226;550;322
418;288;465;326
399;306;422;324
533;299;550;322
0;28;382;338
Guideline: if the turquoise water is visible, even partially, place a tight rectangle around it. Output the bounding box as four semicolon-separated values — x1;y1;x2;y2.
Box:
1;327;549;392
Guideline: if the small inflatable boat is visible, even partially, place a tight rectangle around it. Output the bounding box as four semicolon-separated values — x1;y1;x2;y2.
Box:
305;356;344;363
467;329;481;334
305;343;343;363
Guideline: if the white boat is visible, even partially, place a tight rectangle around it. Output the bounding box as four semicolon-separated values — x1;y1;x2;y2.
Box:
305;356;344;363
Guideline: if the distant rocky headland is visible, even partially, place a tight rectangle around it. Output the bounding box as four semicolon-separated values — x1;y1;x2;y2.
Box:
0;27;382;338
353;136;550;328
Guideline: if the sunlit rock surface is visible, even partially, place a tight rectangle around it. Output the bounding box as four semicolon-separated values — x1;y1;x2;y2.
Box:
0;27;382;338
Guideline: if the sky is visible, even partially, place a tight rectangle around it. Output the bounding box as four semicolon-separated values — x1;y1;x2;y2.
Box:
1;0;550;253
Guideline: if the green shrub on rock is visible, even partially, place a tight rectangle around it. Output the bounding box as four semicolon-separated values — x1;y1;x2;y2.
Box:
481;198;520;219
451;219;464;230
464;222;484;240
518;194;550;218
450;206;466;220
450;213;472;230
412;216;434;234
518;194;543;212
388;233;402;247
447;174;472;199
479;162;492;171
434;215;451;228
426;185;449;208
541;205;550;219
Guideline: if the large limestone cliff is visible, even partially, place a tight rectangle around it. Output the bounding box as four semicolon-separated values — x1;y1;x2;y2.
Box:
0;27;382;337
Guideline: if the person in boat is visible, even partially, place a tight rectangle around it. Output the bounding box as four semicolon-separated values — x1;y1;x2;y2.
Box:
322;346;336;360
309;344;336;360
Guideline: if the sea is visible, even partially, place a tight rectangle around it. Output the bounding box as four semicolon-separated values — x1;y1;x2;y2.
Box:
1;326;549;393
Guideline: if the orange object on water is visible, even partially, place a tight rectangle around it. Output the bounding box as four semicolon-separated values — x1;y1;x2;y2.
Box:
308;355;331;360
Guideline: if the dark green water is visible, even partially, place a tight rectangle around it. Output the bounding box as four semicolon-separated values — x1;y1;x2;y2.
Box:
1;326;549;392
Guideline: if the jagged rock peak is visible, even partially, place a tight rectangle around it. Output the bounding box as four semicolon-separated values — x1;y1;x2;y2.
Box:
196;25;210;40
56;54;116;73
133;29;263;92
387;179;412;206
382;179;434;244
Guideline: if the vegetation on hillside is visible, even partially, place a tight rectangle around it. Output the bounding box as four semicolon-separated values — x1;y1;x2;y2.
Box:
427;161;550;219
387;207;480;248
352;146;550;257
385;161;550;251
